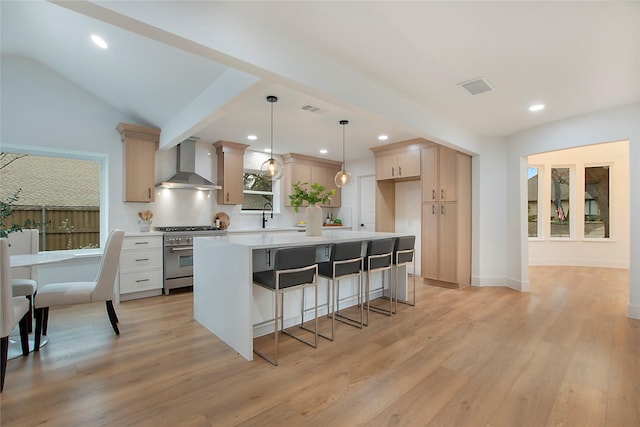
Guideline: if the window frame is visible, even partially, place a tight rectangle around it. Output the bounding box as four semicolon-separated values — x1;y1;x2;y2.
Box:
240;169;281;214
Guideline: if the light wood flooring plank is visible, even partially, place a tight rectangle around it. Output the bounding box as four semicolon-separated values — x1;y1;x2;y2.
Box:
0;266;637;427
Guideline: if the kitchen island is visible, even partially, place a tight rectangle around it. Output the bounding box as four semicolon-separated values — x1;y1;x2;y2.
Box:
193;230;408;360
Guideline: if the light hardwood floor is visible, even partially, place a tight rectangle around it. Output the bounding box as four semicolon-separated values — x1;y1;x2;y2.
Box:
1;266;638;426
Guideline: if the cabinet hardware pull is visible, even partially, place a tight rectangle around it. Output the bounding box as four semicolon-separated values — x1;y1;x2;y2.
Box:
398;166;402;176
432;205;435;215
148;188;151;199
391;166;394;177
135;279;150;283
432;189;435;200
135;242;149;245
441;189;444;199
441;205;445;214
135;258;149;262
266;249;271;266
226;192;230;202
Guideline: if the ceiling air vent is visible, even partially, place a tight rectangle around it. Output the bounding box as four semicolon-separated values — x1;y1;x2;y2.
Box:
301;104;326;114
458;77;493;95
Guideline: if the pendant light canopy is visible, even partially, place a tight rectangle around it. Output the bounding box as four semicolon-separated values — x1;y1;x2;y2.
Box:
334;119;352;188
260;95;283;181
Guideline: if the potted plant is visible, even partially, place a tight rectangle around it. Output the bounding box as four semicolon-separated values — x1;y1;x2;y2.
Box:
289;182;335;236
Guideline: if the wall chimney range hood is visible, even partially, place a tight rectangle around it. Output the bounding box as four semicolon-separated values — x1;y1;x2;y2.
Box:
157;138;221;190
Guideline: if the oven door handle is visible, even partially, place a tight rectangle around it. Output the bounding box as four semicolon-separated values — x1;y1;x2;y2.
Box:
169;246;193;253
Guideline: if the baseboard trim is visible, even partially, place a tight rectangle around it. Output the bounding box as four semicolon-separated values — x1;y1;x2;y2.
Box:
529;258;629;269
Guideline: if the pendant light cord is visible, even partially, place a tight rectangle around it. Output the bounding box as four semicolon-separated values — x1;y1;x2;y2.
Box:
270;101;274;157
340;119;348;170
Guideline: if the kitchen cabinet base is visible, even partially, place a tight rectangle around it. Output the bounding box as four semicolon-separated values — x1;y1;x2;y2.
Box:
422;277;469;290
120;289;162;301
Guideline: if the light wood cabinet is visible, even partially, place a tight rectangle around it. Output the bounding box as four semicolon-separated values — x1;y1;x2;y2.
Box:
374;146;421;181
283;153;342;207
119;234;163;300
214;141;249;205
422;145;459;202
116;123;160;202
421;151;471;288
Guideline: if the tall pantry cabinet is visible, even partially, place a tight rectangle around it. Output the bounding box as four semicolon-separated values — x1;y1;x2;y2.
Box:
421;145;471;288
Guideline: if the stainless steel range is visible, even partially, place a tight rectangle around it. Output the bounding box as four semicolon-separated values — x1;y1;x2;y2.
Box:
155;226;228;295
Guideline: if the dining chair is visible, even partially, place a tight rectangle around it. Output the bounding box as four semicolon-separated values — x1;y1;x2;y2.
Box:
252;245;318;366
8;229;39;332
33;229;125;350
1;238;30;392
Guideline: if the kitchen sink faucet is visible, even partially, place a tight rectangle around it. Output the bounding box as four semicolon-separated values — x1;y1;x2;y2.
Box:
262;202;273;228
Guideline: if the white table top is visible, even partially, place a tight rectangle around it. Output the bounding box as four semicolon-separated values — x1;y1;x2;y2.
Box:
195;229;404;250
10;252;78;268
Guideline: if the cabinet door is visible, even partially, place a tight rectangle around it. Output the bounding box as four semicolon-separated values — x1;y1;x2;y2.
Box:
421;146;438;202
421;203;439;280
438;147;458;202
438;202;458;283
220;150;244;205
123;139;155;202
375;153;396;180
285;163;312;206
396;148;421;178
312;165;341;207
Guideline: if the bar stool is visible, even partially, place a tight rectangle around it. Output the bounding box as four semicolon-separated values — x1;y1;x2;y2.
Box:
252;246;318;366
317;241;364;340
394;235;416;311
364;238;396;324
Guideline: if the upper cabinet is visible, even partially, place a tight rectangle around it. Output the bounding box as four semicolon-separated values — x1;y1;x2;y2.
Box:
117;122;160;203
371;140;422;181
283;153;342;207
421;145;459;202
214;141;249;205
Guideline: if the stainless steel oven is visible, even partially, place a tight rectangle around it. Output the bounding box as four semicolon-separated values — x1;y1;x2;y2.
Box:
156;226;227;295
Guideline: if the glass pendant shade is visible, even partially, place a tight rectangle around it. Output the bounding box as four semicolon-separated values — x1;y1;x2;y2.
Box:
260;95;283;181
260;157;284;181
335;119;352;188
334;170;352;188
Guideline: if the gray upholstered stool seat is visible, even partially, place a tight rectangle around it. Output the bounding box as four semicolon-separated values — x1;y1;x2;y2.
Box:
364;238;396;323
393;235;416;309
317;241;364;340
253;245;318;366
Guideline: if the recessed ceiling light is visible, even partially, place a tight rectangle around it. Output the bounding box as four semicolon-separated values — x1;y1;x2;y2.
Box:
91;34;108;49
529;104;545;112
378;135;389;141
263;148;272;153
319;149;328;154
247;135;257;140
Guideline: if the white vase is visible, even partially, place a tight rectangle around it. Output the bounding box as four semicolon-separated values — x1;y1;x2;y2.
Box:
305;203;323;236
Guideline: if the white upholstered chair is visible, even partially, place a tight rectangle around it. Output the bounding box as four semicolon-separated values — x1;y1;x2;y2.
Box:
8;229;39;332
33;229;125;350
1;238;30;393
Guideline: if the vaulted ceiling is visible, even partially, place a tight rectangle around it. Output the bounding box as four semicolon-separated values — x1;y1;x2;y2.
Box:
2;1;638;161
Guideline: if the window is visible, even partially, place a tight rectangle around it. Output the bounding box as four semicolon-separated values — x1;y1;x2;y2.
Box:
550;167;570;238
584;166;610;238
1;150;102;251
242;170;274;211
527;167;539;237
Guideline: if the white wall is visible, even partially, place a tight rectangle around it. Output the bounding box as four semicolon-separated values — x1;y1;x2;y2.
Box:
507;104;640;318
528;141;630;268
0;56;133;242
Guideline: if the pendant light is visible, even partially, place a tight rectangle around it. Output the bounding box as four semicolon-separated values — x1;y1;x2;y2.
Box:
260;95;283;181
334;119;352;187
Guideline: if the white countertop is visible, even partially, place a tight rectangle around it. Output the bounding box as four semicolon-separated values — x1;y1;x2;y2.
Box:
195;229;401;250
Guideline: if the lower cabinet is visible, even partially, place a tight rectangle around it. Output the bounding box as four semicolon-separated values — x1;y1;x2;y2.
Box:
119;234;163;300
